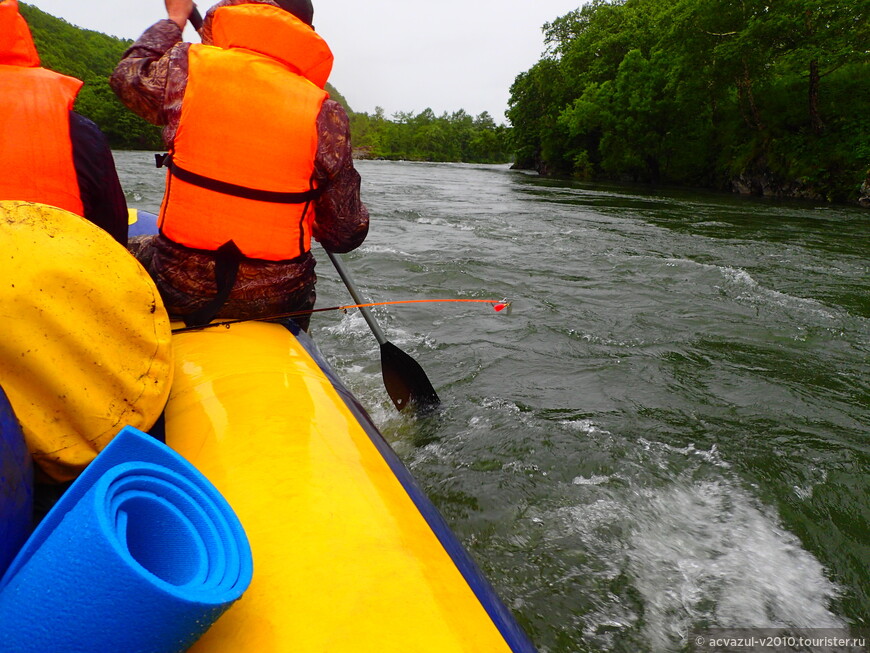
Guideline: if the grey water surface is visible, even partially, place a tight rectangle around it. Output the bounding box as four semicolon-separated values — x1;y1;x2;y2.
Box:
115;152;869;653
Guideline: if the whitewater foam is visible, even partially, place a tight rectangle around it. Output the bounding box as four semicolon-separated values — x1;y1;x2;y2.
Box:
629;480;843;651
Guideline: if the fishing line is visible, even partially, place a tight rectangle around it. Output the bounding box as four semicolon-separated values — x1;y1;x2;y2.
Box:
171;298;512;333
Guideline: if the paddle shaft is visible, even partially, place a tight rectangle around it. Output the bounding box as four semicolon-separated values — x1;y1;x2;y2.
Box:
325;252;387;345
189;6;203;31
324;250;440;412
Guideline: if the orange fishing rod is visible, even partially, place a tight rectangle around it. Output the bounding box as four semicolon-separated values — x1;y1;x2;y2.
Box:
171;298;512;334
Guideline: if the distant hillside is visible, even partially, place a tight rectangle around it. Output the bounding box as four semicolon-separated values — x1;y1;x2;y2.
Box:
326;84;351;113
19;3;162;149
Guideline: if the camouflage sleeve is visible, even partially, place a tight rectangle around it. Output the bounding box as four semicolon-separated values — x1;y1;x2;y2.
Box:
109;19;190;136
312;100;370;253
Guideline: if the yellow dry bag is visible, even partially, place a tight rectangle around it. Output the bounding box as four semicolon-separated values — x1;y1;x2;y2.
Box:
0;201;173;482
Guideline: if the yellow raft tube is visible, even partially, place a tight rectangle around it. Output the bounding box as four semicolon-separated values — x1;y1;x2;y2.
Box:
165;315;536;650
5;204;536;651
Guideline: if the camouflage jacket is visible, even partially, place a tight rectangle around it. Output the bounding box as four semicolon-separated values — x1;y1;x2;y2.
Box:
111;0;369;325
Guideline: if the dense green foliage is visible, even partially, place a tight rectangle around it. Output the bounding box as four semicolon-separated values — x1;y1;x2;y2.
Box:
19;3;163;149
327;68;513;163
348;108;513;163
509;0;870;201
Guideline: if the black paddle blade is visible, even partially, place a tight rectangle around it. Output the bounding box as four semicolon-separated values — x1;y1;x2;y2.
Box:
380;341;440;413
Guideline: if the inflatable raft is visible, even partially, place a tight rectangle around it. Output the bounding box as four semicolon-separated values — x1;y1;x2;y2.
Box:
0;202;537;652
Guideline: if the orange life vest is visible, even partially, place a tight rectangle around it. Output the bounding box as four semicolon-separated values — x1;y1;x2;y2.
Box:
158;4;334;262
0;0;84;216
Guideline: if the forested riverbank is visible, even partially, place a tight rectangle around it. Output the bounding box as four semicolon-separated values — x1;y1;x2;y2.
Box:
348;108;512;163
508;0;870;205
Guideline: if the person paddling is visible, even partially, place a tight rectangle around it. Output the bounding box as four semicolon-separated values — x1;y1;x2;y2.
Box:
0;0;128;245
111;0;369;331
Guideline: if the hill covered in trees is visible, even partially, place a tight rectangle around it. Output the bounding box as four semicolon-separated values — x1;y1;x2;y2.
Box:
19;2;162;149
509;0;870;203
18;4;512;164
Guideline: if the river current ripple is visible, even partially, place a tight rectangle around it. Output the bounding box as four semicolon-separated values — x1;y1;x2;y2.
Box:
116;153;869;653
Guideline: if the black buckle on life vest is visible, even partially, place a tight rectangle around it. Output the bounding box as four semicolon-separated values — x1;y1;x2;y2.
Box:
155;153;172;168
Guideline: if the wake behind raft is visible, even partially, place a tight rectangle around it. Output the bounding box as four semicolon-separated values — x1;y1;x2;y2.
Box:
0;201;538;652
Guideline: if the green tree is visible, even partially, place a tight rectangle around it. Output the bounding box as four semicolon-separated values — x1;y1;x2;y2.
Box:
508;0;870;202
347;106;512;164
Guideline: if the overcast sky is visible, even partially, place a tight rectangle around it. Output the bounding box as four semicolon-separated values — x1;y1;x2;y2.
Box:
26;0;582;124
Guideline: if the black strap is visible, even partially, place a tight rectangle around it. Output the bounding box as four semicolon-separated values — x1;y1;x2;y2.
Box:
156;153;324;204
182;240;244;327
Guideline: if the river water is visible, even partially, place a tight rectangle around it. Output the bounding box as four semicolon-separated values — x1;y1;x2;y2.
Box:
115;152;869;653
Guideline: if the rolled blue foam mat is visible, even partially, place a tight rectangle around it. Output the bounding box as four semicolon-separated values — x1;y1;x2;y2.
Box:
0;385;33;577
0;426;253;653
